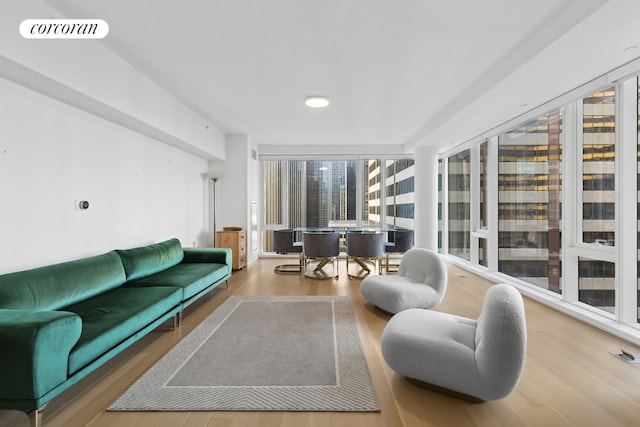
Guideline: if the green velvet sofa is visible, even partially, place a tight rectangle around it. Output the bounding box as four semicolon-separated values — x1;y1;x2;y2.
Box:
0;238;232;425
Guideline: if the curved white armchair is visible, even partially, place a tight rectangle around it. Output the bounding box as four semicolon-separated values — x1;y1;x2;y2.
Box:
360;248;447;314
381;284;527;402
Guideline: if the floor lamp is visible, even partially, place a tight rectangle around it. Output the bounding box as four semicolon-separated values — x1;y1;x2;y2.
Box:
211;177;219;247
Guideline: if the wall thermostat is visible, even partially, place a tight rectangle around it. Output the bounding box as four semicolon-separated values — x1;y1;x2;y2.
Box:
78;200;90;210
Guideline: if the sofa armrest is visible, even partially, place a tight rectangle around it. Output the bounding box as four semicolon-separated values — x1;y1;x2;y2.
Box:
0;309;82;400
182;247;232;267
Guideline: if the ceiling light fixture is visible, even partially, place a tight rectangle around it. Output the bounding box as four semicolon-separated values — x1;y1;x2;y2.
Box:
305;96;330;108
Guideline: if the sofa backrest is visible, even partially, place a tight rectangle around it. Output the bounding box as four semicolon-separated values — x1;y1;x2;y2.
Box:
0;251;126;311
115;238;184;281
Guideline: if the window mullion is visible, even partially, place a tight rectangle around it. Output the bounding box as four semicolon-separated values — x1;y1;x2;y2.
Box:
470;145;480;265
487;136;499;272
616;77;638;324
563;101;579;302
282;161;289;227
379;160;387;228
355;160;363;226
442;158;449;255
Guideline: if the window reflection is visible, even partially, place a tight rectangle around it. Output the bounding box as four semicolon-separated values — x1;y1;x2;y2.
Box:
582;87;615;246
579;257;615;314
448;150;471;261
479;140;488;230
498;110;562;292
385;159;415;229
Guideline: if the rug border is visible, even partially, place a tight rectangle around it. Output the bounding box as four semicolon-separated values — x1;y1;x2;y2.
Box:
107;295;380;412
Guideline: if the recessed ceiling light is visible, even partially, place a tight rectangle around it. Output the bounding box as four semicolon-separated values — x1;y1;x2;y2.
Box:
305;96;330;108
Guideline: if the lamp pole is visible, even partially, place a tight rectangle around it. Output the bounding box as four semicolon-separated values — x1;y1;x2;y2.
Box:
212;177;218;247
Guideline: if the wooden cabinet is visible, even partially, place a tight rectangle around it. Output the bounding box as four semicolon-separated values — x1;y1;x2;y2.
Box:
216;229;246;270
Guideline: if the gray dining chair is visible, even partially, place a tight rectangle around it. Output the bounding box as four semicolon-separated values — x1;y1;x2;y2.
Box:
346;231;386;279
273;229;303;273
302;231;340;279
384;228;414;273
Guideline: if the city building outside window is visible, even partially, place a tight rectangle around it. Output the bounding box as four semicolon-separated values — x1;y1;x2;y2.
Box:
498;110;563;293
447;150;471;261
578;87;616;312
261;158;414;252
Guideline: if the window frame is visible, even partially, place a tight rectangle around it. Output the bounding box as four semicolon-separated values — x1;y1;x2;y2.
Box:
439;72;640;334
259;155;416;253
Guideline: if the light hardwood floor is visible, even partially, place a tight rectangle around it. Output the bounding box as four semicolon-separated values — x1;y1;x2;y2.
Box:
3;259;640;427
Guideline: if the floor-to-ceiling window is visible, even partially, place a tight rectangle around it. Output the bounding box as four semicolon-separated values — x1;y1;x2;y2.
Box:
438;69;640;342
367;160;381;225
477;139;489;267
497;110;563;292
578;87;616;313
261;157;414;252
302;160;357;227
581;88;616;246
385;159;415;229
437;61;640;341
448;150;471;261
262;160;285;252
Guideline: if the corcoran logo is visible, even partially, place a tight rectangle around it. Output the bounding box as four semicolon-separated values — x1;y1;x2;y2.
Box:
20;19;109;39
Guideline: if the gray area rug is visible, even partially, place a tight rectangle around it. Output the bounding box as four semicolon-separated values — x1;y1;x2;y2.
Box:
108;295;379;412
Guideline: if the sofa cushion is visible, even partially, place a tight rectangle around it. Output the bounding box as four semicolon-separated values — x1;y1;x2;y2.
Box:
125;263;229;300
0;252;126;311
65;286;181;375
116;238;184;281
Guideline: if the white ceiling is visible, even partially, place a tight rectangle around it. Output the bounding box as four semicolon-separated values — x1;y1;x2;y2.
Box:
45;0;640;153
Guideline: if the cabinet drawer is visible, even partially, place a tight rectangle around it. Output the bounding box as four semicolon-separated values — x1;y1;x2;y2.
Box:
216;229;247;270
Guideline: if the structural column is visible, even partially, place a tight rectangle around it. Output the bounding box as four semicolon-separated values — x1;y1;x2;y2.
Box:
414;146;439;251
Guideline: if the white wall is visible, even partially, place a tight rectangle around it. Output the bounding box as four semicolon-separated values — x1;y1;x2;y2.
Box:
0;0;226;159
0;77;215;273
0;0;228;273
247;141;261;264
215;135;261;265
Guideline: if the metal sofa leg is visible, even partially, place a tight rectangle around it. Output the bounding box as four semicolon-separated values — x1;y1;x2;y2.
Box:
172;311;183;329
29;405;46;427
